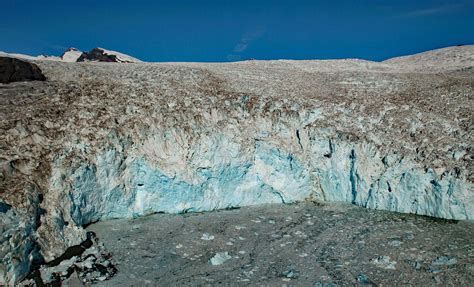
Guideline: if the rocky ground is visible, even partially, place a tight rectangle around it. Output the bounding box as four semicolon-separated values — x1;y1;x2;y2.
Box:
1;45;473;284
85;202;474;286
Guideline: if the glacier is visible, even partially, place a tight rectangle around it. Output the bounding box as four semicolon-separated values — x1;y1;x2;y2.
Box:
1;46;473;284
40;129;471;256
2;114;472;286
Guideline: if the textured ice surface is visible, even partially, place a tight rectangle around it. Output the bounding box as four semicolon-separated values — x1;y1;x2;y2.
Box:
1;46;473;284
62;140;311;226
61;136;471;230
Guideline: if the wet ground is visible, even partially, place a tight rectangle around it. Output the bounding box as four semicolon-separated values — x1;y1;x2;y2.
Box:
86;202;474;286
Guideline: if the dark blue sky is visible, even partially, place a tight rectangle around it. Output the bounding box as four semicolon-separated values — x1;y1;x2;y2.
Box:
1;0;473;62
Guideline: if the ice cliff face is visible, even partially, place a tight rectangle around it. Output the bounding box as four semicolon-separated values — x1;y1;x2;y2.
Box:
54;132;470;226
1;46;473;284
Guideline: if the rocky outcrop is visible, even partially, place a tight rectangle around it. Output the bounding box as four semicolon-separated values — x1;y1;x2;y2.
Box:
77;48;142;63
0;46;473;284
0;57;46;83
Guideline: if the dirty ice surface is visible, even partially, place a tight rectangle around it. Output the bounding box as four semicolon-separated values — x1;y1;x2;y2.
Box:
87;202;474;286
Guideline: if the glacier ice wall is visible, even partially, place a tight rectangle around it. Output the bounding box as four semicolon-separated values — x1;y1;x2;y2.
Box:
60;140;312;226
0;192;41;285
4;129;472;285
39;129;472;259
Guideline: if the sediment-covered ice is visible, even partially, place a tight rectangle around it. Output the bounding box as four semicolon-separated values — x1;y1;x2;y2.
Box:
1;45;473;284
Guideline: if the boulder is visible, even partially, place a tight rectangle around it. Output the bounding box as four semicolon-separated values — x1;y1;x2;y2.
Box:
0;57;46;83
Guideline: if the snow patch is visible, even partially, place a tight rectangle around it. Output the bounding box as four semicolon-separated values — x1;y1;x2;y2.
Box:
61;48;83;62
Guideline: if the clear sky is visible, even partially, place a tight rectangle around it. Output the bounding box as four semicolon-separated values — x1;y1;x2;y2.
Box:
1;0;473;62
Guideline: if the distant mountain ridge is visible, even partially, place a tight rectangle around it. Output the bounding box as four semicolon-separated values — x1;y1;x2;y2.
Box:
0;47;142;63
77;47;142;63
0;45;472;70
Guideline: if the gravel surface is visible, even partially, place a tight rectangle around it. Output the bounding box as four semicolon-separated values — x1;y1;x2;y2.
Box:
87;202;474;286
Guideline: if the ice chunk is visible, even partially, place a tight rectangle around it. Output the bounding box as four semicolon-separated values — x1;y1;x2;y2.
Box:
209;252;232;266
201;233;215;241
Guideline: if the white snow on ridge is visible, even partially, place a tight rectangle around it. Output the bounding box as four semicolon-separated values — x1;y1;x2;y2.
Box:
61;48;83;62
0;51;39;61
0;51;62;61
1;47;142;63
37;55;62;61
0;51;62;62
98;47;143;63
